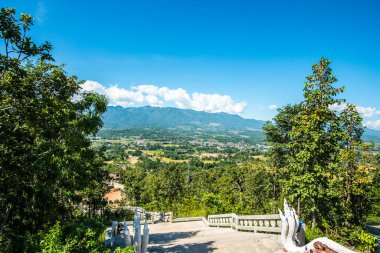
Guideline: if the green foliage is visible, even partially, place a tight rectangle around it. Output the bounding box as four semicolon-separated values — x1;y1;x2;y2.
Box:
113;247;134;253
39;219;110;253
348;227;377;252
121;155;278;217
305;227;324;243
264;57;379;249
0;7;108;251
39;223;64;253
201;193;227;215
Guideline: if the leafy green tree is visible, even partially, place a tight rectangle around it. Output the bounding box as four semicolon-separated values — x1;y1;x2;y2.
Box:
263;104;302;169
338;104;368;225
0;7;108;251
277;58;344;227
264;58;377;246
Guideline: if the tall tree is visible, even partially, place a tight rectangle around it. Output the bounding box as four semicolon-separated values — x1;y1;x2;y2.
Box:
286;57;345;227
0;7;108;251
264;58;377;239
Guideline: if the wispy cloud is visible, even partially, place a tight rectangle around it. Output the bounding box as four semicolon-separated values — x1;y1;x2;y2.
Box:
81;81;247;114
329;103;380;118
268;104;277;110
365;120;380;130
35;1;47;23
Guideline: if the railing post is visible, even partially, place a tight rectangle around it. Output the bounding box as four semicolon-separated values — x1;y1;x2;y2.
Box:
124;220;132;246
133;209;141;253
169;212;173;223
141;218;150;253
150;212;155;224
111;221;117;248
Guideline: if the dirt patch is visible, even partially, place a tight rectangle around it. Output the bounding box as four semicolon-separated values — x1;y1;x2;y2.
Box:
128;156;139;164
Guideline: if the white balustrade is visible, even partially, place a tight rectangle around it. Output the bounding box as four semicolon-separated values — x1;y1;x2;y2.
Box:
207;213;282;233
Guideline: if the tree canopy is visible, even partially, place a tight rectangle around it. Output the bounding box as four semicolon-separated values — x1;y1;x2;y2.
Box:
264;58;378;244
0;7;108;251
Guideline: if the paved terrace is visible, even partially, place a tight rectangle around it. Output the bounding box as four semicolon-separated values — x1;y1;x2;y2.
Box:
146;221;284;253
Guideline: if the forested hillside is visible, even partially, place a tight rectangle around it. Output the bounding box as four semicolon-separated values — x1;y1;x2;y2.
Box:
101;106;380;147
102;106;265;130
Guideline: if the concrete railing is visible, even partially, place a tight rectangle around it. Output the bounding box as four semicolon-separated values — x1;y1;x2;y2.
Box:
122;206;282;234
106;210;150;253
208;213;282;233
123;206;174;223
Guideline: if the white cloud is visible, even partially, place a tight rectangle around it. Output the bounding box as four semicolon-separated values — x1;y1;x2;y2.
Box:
329;103;347;112
365;120;380;130
106;86;144;103
356;106;380;118
81;80;106;95
189;93;247;113
268;104;277;110
144;95;163;106
81;81;247;114
330;103;380;118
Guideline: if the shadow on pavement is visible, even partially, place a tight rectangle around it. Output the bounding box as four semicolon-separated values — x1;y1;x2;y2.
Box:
149;231;201;244
148;231;217;252
148;241;216;253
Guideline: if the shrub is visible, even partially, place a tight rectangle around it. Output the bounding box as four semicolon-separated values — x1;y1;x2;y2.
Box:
39;219;110;253
39;223;64;253
349;227;378;252
305;227;324;243
114;247;134;253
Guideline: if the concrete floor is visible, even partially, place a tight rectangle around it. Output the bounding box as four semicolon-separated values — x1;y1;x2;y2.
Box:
146;221;284;253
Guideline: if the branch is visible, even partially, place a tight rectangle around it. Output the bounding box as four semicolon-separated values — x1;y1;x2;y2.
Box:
17;27;27;61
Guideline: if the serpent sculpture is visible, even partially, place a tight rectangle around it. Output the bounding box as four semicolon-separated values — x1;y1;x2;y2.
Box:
279;199;358;253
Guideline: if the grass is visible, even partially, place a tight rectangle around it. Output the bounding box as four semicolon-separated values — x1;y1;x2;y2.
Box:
202;160;218;164
95;139;131;144
252;155;269;160
159;157;187;163
142;150;163;156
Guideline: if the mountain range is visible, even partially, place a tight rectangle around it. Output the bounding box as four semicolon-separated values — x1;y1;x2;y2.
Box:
102;106;264;130
102;106;380;142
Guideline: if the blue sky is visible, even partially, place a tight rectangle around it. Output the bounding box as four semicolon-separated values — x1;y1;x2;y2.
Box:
5;0;380;128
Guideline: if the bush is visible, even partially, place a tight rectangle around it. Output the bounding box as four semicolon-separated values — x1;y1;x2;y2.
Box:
39;219;110;253
305;227;324;243
114;247;134;253
349;227;378;252
39;223;64;253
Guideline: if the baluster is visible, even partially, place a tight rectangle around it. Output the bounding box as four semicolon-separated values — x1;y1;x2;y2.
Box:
124;220;132;246
141;219;149;253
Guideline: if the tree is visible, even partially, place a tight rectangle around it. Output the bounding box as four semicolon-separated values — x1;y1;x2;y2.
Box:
0;7;108;251
280;58;344;227
263;104;302;170
264;58;377;242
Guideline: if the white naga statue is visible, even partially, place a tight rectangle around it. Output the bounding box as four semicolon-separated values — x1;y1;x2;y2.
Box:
279;199;357;253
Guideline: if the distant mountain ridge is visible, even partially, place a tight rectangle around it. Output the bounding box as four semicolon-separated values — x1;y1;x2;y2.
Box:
102;106;380;142
363;128;380;142
102;106;265;130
